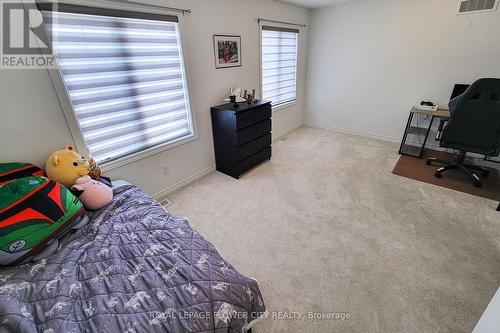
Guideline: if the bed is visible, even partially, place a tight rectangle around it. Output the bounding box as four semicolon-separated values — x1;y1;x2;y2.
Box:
0;185;266;333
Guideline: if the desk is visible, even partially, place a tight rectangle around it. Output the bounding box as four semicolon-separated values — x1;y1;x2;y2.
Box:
399;107;451;158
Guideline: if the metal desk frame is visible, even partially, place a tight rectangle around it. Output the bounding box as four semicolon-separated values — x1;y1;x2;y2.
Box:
399;107;451;159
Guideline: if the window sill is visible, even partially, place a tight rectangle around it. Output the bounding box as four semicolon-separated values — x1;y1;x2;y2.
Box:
99;133;197;173
272;101;297;113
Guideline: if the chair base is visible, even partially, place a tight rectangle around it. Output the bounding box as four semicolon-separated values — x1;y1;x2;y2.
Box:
426;151;490;188
497;202;500;212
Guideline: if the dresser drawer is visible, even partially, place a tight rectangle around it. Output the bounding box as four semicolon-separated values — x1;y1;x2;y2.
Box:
236;105;271;130
236;120;271;146
211;100;272;179
238;146;271;175
236;134;271;161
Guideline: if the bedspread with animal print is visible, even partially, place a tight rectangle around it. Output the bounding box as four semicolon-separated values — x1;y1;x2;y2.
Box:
0;185;266;333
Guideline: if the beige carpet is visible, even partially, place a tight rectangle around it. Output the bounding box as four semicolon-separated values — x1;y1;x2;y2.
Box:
168;126;500;333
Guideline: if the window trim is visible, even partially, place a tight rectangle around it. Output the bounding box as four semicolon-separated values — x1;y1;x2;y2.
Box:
38;1;197;172
259;22;299;111
272;100;297;113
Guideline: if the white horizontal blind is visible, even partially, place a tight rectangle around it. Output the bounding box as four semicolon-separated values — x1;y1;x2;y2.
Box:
261;26;298;107
41;6;193;163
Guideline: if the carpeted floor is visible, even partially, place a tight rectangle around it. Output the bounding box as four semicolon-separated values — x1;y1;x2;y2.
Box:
168;126;500;333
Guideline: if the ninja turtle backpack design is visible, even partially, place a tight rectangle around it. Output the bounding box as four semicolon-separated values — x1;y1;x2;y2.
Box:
0;176;87;265
0;163;44;186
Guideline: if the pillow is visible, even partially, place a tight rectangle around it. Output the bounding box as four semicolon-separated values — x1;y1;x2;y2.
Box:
0;162;44;186
0;176;86;265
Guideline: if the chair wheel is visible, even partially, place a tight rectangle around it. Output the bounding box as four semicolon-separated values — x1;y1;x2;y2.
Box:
434;172;442;179
426;160;432;166
474;180;482;188
481;170;490;178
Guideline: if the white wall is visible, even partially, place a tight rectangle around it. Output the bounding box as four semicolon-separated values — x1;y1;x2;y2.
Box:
304;0;500;140
0;0;309;196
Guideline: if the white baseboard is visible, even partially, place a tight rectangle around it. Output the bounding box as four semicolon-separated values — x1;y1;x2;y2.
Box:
153;164;216;201
303;122;401;143
273;122;302;141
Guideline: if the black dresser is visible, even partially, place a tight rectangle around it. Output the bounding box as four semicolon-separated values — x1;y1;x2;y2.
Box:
210;100;272;179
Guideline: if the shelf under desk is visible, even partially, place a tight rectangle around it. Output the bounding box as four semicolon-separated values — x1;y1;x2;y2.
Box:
399;107;451;158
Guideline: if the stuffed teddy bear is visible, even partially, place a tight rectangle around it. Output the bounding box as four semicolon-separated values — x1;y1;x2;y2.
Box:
70;176;113;211
45;146;91;188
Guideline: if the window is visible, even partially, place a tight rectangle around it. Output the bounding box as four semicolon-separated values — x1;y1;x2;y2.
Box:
40;5;193;164
261;26;299;107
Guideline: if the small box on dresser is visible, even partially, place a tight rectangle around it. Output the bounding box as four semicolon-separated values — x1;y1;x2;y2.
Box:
210;100;272;179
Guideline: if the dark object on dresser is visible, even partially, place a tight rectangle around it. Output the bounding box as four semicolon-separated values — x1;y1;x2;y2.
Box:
211;100;272;179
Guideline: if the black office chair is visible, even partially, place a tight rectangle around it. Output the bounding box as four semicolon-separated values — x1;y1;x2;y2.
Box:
427;78;500;188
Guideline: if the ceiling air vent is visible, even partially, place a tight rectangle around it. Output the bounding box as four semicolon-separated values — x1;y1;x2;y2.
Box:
458;0;498;14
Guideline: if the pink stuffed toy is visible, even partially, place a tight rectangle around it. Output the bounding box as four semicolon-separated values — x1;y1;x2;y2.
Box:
70;176;113;210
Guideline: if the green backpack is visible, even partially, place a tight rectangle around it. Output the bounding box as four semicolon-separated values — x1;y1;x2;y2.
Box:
0;176;87;265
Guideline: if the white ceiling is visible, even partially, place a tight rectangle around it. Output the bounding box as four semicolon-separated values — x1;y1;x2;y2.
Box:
276;0;356;9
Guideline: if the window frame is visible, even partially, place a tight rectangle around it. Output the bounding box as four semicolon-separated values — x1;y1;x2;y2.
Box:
259;23;299;112
38;1;197;172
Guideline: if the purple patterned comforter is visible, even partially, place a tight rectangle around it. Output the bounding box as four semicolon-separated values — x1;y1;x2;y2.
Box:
0;185;266;333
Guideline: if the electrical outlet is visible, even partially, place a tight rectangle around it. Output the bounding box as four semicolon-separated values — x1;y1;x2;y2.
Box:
162;165;170;175
159;198;172;207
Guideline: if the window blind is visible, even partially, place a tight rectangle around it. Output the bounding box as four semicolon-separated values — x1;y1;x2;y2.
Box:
261;26;298;107
41;5;193;163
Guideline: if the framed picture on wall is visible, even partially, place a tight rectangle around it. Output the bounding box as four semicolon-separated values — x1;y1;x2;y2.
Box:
213;35;242;69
